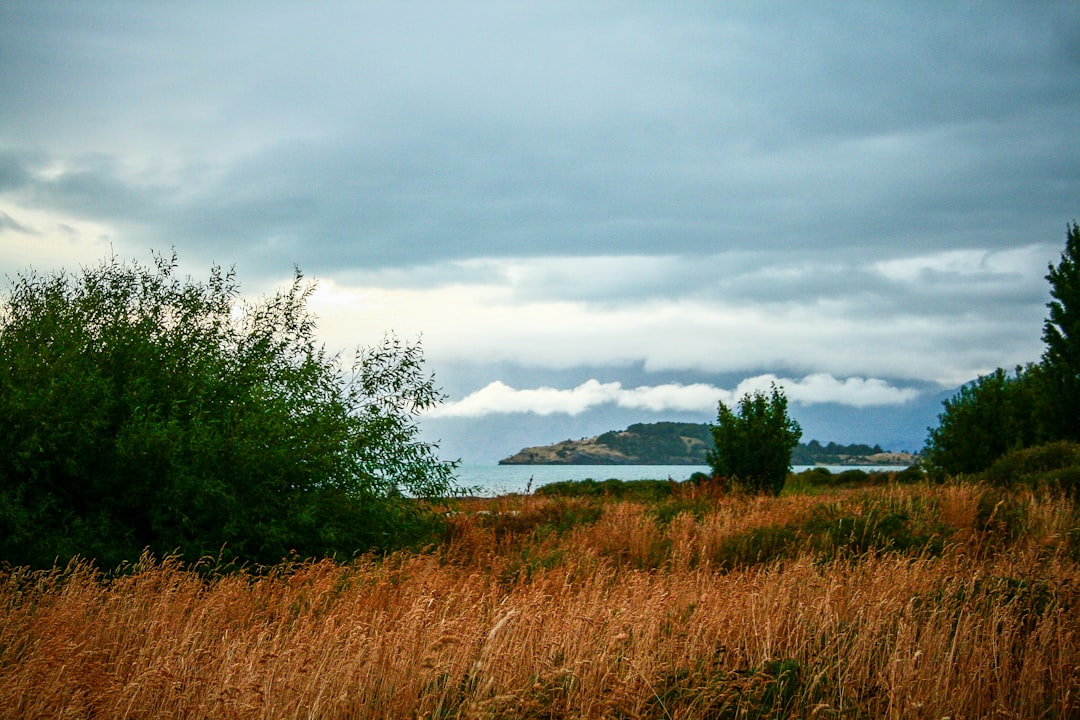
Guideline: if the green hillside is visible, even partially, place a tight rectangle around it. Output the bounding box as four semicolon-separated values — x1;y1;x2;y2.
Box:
499;422;915;466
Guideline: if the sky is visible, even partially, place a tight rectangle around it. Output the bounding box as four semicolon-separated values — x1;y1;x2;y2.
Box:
2;2;1079;461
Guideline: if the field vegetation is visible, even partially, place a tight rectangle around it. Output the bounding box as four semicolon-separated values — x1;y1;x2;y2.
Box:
3;465;1080;719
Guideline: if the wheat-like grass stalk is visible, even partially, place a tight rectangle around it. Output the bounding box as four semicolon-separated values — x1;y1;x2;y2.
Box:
2;481;1078;718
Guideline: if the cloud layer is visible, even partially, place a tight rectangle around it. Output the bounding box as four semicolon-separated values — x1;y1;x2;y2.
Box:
306;248;1050;387
1;3;1077;274
429;373;921;418
1;3;1077;458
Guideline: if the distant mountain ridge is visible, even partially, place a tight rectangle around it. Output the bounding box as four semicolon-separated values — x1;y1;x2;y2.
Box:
498;421;917;466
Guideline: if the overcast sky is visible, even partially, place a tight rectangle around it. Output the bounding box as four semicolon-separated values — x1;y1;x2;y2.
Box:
2;2;1078;458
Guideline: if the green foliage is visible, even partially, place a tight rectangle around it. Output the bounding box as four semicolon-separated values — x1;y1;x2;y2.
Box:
533;477;677;501
0;253;458;569
1042;221;1080;441
801;502;945;557
594;422;714;463
835;468;870;484
784;467;901;495
707;385;802;495
710;497;947;570
979;441;1080;497
790;439;884;465
893;464;925;484
922;365;1048;477
711;523;800;570
649;496;715;526
649;657;809;720
974;488;1026;542
791;466;835;486
924;222;1080;475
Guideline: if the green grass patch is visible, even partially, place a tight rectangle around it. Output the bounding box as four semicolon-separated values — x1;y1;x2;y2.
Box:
711;494;949;570
534;477;680;501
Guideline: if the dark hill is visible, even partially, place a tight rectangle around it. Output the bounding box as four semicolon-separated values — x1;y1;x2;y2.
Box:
498;422;916;466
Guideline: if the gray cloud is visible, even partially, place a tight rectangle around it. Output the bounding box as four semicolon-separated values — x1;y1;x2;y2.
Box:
0;210;36;235
0;3;1077;455
1;3;1076;272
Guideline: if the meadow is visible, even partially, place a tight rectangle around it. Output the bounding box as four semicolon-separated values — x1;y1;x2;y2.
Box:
2;476;1079;719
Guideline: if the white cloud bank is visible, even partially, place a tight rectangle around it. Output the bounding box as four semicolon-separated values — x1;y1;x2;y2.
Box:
428;373;920;418
303;248;1049;388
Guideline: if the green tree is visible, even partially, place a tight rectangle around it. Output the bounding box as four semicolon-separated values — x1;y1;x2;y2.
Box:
1042;221;1080;441
707;384;802;495
922;365;1048;477
0;253;458;569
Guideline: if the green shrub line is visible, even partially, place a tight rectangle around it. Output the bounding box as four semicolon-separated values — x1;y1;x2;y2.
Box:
531;465;919;501
533;477;678;501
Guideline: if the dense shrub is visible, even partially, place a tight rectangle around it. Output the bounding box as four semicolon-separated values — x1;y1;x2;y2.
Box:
534;478;677;501
892;464;925;484
708;385;801;495
923;366;1048;477
801;501;946;557
979;441;1080;496
795;467;834;486
0;254;458;568
786;467;895;493
835;469;870;484
707;499;947;570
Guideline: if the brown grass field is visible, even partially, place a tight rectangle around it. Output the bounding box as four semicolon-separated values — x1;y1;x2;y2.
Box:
3;480;1080;718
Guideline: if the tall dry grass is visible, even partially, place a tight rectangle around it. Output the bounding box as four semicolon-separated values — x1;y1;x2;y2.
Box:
2;481;1079;719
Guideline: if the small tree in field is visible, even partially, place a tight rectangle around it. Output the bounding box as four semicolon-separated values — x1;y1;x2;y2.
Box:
707;384;802;495
0;253;458;569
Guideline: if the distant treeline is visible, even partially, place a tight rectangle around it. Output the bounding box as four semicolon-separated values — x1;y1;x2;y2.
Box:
594;422;714;464
790;440;886;465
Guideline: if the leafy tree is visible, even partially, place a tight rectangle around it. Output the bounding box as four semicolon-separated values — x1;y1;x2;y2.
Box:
0;253;458;569
1042;221;1080;441
922;365;1048;477
707;384;802;495
923;222;1079;477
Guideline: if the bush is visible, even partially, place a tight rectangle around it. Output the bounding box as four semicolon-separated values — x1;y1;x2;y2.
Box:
835;469;870;485
802;502;945;557
533;478;676;501
0;253;458;568
708;385;801;495
979;441;1080;496
923;366;1048;477
798;467;834;486
892;464;925;484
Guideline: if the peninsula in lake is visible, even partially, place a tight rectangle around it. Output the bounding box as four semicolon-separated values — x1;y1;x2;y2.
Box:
498;422;917;466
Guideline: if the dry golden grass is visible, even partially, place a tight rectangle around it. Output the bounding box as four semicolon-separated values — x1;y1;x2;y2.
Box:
3;481;1080;719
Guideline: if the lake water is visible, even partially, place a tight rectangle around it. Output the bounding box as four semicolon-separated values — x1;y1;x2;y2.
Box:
455;464;907;497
